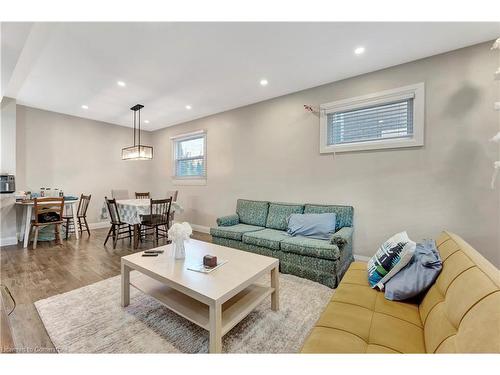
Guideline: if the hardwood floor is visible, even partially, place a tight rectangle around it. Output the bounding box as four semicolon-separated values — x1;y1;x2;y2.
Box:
0;228;212;353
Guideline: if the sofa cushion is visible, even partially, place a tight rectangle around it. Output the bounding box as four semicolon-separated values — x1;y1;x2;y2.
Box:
332;263;423;328
304;204;353;231
280;236;340;261
242;228;291;250
210;224;264;241
301;261;425;353
265;202;304;230
236;199;269;227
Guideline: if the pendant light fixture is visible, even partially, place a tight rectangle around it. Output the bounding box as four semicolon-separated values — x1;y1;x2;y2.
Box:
122;104;153;160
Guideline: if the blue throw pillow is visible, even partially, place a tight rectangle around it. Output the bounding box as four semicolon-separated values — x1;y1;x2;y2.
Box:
384;239;442;301
286;213;336;240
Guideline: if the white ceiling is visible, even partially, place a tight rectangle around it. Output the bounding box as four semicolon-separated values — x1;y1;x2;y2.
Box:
2;22;499;131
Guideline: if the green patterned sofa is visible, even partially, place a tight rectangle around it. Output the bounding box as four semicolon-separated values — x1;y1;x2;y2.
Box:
210;199;354;288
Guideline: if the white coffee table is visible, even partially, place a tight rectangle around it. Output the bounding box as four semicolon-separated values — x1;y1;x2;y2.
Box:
121;239;279;353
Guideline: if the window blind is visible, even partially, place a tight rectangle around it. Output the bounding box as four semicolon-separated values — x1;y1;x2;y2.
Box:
327;98;414;145
174;135;206;178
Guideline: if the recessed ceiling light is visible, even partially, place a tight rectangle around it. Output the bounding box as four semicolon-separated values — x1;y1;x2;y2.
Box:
354;47;365;55
185;105;192;110
81;105;89;109
260;79;268;86
117;81;126;87
144;120;150;124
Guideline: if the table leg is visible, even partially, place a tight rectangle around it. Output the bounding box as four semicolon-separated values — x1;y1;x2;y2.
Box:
121;262;130;307
18;206;27;243
22;205;33;248
133;224;140;249
71;203;80;240
209;302;222;353
271;265;279;311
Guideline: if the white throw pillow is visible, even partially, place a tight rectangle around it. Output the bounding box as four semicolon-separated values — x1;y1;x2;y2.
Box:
367;231;416;289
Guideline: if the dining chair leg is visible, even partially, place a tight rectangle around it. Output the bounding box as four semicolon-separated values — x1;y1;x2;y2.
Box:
104;226;113;246
84;217;91;236
65;218;70;240
111;225;117;248
112;228;118;249
78;218;82;234
128;225;132;244
33;227;39;249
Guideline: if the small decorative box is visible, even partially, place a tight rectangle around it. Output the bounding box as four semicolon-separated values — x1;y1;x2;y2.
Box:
203;255;217;268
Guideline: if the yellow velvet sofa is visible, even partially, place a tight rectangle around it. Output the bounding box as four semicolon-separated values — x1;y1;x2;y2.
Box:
301;231;500;353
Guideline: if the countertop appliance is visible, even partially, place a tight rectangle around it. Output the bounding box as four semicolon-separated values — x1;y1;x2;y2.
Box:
0;175;15;194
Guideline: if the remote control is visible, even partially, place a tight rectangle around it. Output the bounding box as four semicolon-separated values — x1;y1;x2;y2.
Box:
142;253;159;257
144;250;164;254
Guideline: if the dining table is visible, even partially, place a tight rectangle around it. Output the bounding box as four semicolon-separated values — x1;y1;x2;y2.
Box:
115;199;183;249
16;197;80;248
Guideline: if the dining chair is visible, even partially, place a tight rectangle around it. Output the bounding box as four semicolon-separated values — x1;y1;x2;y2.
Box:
104;197;133;249
135;192;151;241
111;189;129;200
140;198;172;246
30;197;64;249
166;190;178;227
62;194;91;239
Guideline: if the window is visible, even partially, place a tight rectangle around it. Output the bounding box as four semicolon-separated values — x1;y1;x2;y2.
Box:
320;83;424;153
172;130;207;182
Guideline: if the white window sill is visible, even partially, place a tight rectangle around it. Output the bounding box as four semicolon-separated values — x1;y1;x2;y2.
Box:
321;137;423;153
172;178;207;186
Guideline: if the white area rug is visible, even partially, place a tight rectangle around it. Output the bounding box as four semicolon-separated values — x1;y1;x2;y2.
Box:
35;273;333;353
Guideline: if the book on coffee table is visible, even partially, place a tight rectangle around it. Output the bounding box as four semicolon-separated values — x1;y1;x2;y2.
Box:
187;259;228;274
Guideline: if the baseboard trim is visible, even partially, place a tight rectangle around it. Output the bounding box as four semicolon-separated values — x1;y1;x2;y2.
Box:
89;222;111;230
354;254;370;262
191;224;210;234
0;236;17;247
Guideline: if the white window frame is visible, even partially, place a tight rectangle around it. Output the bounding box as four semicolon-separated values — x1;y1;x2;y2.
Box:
171;130;207;185
319;82;425;154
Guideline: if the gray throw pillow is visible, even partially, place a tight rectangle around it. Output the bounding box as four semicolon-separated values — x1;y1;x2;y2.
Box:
384;239;442;301
286;213;336;240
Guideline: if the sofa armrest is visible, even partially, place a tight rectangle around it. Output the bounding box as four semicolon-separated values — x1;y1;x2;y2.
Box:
331;226;353;249
216;214;240;227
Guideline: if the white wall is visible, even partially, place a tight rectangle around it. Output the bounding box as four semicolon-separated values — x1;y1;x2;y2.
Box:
0;97;17;245
4;42;499;267
15;106;154;225
150;42;500;266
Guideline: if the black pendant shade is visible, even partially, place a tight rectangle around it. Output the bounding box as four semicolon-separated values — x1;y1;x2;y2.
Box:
122;104;153;160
